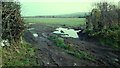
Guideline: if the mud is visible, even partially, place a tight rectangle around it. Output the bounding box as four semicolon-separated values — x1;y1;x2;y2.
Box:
23;23;120;67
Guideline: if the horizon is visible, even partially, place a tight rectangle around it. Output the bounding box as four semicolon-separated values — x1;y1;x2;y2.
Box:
20;0;119;16
22;12;90;17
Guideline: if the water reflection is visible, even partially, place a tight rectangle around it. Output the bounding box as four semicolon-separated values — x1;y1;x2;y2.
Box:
53;27;81;38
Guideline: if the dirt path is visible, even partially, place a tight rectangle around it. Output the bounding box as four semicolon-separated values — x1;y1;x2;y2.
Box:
24;23;120;67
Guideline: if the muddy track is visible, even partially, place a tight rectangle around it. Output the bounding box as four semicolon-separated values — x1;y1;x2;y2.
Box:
65;38;120;67
23;23;120;67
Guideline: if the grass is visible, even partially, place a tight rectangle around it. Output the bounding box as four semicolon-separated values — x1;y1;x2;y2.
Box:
24;18;86;26
2;40;38;66
48;36;68;49
65;50;95;61
48;35;96;61
87;27;120;50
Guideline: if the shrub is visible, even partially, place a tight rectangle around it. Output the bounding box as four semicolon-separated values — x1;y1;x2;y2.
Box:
86;28;120;50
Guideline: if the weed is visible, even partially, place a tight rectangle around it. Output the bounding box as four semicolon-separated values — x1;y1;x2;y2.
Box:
2;40;38;66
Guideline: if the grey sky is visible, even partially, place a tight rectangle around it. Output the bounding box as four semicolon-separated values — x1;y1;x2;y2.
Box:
20;0;119;16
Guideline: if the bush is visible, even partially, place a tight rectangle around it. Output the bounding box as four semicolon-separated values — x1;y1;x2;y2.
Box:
87;28;120;50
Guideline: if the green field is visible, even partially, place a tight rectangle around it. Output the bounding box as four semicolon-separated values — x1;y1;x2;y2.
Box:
24;18;86;26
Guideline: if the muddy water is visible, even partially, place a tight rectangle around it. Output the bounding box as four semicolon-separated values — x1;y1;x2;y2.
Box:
53;27;81;38
27;27;81;38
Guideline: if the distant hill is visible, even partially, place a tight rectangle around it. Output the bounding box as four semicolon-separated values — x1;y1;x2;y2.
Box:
23;12;90;18
54;12;90;18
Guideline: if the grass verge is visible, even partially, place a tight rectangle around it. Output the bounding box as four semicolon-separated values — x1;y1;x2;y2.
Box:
87;28;120;50
2;40;38;66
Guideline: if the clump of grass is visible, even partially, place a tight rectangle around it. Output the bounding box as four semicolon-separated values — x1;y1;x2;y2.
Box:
65;50;96;61
48;35;96;61
2;40;38;66
48;35;68;49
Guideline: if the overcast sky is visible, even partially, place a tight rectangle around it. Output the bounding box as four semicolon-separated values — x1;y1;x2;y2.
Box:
20;0;119;16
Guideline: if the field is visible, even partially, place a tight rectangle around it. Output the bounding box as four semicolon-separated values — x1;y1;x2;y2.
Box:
24;18;86;26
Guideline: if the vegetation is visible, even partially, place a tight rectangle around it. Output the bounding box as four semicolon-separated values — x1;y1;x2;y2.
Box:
88;27;120;50
24;18;86;26
1;2;37;66
2;2;24;45
2;41;38;66
1;1;119;66
48;35;96;61
86;2;119;30
85;2;120;50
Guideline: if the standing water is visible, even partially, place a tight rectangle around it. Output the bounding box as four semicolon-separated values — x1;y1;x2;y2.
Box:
53;27;81;38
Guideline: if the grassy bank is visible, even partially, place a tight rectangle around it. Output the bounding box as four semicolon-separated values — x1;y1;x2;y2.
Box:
24;18;86;26
2;41;38;66
87;27;120;50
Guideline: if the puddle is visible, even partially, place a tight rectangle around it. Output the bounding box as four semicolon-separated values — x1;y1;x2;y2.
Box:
29;23;35;25
53;27;81;38
27;28;35;30
33;33;38;37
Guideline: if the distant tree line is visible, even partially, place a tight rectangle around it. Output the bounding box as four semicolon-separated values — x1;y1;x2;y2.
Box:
23;16;86;18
